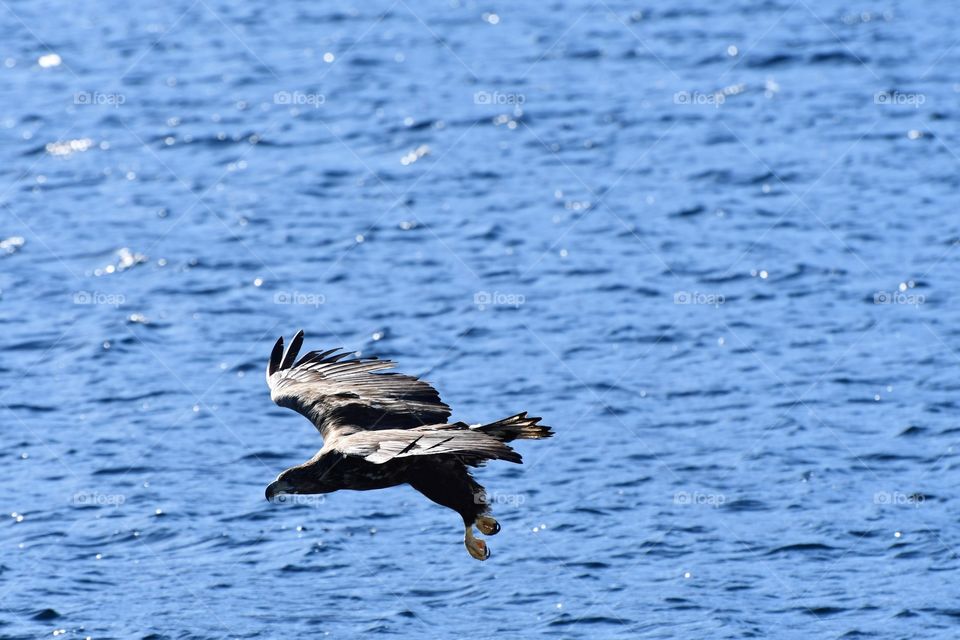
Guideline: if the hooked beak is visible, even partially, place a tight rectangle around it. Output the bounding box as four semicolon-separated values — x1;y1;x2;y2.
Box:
265;480;294;502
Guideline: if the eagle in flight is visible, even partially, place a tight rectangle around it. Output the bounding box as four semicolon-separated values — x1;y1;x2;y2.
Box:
264;331;552;560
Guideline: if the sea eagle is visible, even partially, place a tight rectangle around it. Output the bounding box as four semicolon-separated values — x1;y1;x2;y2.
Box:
263;331;552;560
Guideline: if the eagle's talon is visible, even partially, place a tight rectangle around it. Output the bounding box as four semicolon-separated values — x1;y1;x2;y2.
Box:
476;516;500;536
465;527;490;561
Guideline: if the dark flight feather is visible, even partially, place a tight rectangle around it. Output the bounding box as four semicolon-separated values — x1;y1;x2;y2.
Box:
279;329;304;371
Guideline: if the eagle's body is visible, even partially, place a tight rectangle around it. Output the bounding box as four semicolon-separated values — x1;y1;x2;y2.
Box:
311;451;416;492
263;331;551;560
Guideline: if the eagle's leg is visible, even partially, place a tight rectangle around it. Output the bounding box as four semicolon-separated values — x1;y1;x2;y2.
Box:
408;459;496;561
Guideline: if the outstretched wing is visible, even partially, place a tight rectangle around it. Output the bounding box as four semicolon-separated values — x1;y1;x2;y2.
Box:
266;330;451;442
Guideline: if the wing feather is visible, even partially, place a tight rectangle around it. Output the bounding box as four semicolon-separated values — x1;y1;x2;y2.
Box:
341;428;521;464
266;331;451;442
279;330;304;370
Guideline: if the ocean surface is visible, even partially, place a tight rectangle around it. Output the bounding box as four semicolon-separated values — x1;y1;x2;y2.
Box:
1;0;958;637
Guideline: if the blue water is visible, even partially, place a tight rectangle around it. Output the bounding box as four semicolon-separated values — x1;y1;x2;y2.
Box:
1;0;958;637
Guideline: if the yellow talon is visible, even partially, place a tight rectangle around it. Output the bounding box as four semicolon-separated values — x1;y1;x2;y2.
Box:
464;525;490;560
476;516;500;536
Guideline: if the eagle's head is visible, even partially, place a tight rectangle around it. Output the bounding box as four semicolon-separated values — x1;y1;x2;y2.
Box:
265;463;331;502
